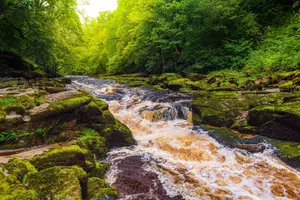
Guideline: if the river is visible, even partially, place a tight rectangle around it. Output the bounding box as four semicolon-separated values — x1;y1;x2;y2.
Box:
69;76;300;200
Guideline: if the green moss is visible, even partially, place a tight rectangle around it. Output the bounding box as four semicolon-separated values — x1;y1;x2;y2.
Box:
92;98;109;111
0;164;39;200
188;80;210;90
212;127;241;142
0;80;19;89
30;95;92;120
279;81;295;92
192;112;202;125
0;110;6;121
5;157;37;181
80;128;99;136
167;78;191;91
69;166;88;186
159;73;182;82
220;81;235;88
88;162;109;178
30;145;96;171
231;118;257;133
128;80;151;87
268;139;300;159
77;135;107;159
0;98;18;107
50;96;92;112
0;96;35;113
278;71;300;80
253;102;300;116
83;102;102;117
105;119;136;147
87;177;117;200
27;166;82;200
7;190;39;200
0;170;10;196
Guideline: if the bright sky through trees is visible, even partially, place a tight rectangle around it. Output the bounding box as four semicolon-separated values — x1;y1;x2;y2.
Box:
78;0;118;18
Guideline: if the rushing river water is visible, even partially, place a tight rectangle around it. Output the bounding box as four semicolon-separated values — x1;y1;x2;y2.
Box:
69;76;300;200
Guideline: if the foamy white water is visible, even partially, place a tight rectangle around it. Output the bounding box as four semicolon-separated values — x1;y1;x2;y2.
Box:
69;76;300;200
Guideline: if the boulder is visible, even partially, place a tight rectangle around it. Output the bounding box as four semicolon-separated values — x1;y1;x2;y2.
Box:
248;102;300;141
28;92;92;121
186;73;206;81
204;127;266;153
192;91;245;127
77;135;107;159
91;110;136;148
167;78;190;91
4;157;37;181
87;177;117;200
267;138;300;168
45;87;65;94
44;90;82;103
0;164;39;200
27;166;84;200
88;162;109;178
30;145;96;171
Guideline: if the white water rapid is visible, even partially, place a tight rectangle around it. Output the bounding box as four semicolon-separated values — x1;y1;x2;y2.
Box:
69;76;300;200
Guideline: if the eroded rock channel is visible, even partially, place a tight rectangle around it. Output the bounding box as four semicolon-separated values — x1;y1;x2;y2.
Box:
69;76;300;200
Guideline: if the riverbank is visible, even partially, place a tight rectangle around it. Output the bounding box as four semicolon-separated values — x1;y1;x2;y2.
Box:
0;76;135;199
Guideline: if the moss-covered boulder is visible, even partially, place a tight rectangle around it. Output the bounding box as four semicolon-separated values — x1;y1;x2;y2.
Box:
167;78;190;91
90;109;135;148
0;165;39;200
202;127;266;153
29;90;92;121
104;118;136;148
88;162;109;178
30;145;96;171
192;91;246;127
266;138;300;168
45;87;65;94
231;118;257;134
0;169;10;196
27;166;85;200
186;73;206;81
248;102;300;141
4;157;37;181
77;134;107;159
87;177;117;200
188;80;210;91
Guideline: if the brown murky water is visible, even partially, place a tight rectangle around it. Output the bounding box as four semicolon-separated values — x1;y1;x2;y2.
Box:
73;77;300;199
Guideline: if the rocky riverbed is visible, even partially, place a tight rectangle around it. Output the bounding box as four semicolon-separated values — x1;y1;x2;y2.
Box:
0;76;135;200
1;71;300;199
100;72;300;169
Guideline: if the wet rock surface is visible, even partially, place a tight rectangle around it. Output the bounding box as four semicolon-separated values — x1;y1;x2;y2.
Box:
2;74;300;199
192;91;300;142
112;155;184;200
0;77;135;150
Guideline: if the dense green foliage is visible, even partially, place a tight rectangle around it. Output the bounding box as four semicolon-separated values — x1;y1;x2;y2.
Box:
246;14;300;72
68;0;300;75
0;0;82;77
1;0;300;75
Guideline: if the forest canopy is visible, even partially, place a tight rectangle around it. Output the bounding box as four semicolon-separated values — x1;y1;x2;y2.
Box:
1;0;300;76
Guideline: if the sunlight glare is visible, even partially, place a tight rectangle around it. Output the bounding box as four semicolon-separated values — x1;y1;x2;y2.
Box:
77;0;118;18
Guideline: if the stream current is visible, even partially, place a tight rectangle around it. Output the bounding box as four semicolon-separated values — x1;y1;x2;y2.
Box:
69;76;300;200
